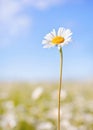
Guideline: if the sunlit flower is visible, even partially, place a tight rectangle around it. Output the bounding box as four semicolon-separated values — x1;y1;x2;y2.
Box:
42;27;72;48
42;27;73;130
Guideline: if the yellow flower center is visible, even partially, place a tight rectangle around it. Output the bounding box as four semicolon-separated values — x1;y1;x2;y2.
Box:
52;36;64;44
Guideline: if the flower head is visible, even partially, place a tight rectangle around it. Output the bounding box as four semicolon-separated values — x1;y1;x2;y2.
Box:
42;27;72;49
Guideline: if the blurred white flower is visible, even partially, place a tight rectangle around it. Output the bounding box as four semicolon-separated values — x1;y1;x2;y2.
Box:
37;122;53;130
61;120;78;130
42;27;72;49
61;104;73;114
84;114;93;123
47;107;62;119
61;89;67;100
87;101;93;112
1;113;17;129
2;101;14;112
79;125;87;130
61;119;70;129
68;126;78;130
0;92;8;99
32;87;43;100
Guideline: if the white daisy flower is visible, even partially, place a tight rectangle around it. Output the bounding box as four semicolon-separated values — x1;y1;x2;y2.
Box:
42;27;72;49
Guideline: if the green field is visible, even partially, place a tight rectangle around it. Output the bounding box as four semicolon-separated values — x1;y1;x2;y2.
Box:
0;81;93;130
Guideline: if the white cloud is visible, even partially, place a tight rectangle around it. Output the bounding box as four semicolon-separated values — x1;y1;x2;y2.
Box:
0;0;31;40
0;0;82;34
22;0;62;9
0;0;20;22
9;15;31;36
22;0;83;9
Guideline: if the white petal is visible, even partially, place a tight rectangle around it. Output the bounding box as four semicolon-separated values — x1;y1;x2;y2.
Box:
59;43;66;47
65;37;72;43
43;44;53;48
50;29;56;37
58;28;62;36
61;39;71;46
61;27;65;33
44;33;53;41
64;29;71;35
62;29;72;38
64;32;72;39
42;40;48;44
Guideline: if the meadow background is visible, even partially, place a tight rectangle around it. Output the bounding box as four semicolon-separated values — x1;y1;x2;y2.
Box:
0;81;93;130
0;0;93;130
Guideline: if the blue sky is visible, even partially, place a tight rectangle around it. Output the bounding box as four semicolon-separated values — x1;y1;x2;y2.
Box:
0;0;93;81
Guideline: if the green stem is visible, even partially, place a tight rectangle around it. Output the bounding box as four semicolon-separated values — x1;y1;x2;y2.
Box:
58;47;63;130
